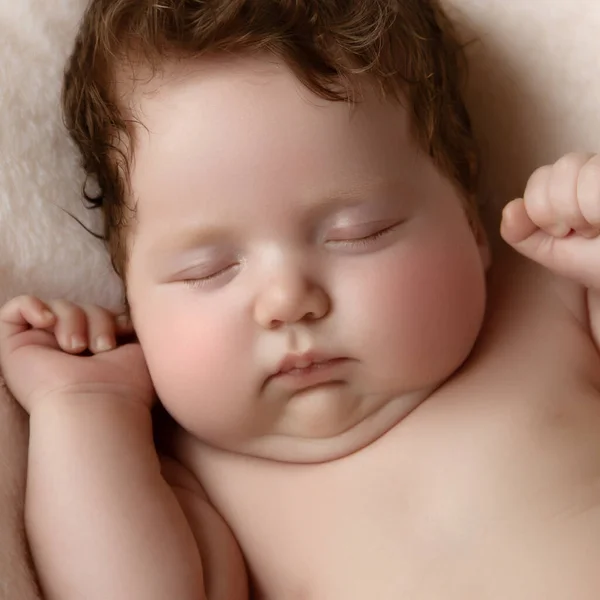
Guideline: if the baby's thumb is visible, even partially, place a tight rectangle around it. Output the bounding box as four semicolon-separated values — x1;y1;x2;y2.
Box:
500;197;561;272
500;199;538;246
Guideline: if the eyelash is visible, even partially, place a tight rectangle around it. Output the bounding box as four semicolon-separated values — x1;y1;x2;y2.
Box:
182;264;237;289
330;222;401;247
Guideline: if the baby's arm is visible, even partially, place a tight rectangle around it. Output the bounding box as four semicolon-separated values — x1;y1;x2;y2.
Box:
0;379;42;599
30;406;247;600
501;153;600;345
161;457;249;600
28;394;207;599
0;297;247;600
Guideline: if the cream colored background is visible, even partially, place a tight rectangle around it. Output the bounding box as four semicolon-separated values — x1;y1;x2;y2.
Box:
0;0;598;307
447;0;600;210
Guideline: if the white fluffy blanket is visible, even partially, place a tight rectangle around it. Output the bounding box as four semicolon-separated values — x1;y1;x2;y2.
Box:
0;0;122;309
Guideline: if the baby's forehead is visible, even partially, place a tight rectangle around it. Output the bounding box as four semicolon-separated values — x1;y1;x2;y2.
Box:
122;54;419;233
119;52;408;139
118;54;305;123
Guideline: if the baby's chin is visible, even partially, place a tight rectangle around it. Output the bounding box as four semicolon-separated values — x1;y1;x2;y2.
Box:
232;386;438;464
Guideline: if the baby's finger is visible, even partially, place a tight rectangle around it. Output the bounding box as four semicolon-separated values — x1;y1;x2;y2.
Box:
523;165;561;236
46;299;89;354
0;295;55;340
501;198;539;245
549;153;596;237
115;313;134;335
578;155;600;233
82;305;117;354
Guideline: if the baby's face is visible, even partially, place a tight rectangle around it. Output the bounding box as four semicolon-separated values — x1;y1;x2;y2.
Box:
125;55;488;463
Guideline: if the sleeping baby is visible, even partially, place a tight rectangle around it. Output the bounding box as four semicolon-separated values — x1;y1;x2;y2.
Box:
2;0;600;598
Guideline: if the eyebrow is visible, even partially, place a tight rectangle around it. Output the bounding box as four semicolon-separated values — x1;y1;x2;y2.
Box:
307;173;402;206
301;176;404;219
148;226;232;257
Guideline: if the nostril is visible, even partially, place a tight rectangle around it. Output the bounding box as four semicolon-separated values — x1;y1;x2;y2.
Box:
268;319;284;330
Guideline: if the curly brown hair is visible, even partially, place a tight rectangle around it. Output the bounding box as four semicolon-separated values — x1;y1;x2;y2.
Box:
63;0;479;285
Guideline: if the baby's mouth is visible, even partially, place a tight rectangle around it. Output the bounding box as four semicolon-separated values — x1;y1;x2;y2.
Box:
270;355;350;392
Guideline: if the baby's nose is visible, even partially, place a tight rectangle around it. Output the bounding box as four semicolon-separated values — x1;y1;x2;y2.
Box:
253;271;330;329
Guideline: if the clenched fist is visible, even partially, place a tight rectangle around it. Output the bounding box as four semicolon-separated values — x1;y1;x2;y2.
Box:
0;296;154;413
502;152;600;288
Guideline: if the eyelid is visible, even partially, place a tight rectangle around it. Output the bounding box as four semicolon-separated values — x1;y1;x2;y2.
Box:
181;262;240;289
325;220;402;243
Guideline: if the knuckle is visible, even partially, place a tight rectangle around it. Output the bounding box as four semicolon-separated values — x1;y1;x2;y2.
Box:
49;299;84;324
15;294;36;308
0;298;15;313
579;161;600;191
531;164;553;182
524;184;549;216
524;166;551;201
1;295;30;317
578;163;600;223
550;158;580;199
553;152;584;173
49;298;72;311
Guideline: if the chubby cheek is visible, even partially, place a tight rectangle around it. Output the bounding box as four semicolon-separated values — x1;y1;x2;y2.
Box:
133;295;253;440
342;228;486;388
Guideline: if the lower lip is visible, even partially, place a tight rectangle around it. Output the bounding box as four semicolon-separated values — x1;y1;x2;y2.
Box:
274;358;348;390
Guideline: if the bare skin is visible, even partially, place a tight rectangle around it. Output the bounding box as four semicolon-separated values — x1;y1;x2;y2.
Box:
3;58;600;599
6;243;600;599
176;247;600;599
174;151;600;598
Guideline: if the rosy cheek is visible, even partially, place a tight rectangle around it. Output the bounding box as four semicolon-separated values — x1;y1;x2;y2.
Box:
159;309;225;378
341;230;485;380
140;300;253;437
399;239;485;356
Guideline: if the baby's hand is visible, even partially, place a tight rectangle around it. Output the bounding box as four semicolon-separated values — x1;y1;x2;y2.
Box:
0;296;154;413
501;152;600;288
